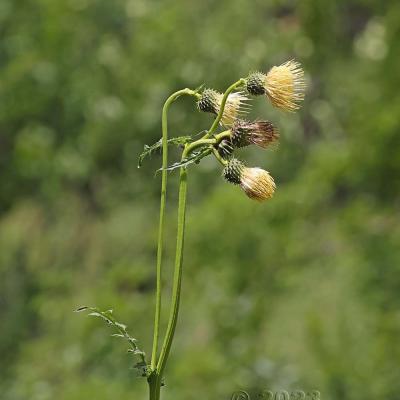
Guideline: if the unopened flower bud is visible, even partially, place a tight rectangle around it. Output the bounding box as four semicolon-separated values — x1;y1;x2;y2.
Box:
246;72;266;96
246;60;306;112
197;89;249;127
231;119;279;149
223;158;245;185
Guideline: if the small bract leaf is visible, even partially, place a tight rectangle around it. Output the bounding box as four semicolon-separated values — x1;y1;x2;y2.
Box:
111;334;125;338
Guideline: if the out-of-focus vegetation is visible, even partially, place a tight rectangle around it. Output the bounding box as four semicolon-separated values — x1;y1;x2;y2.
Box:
1;0;400;399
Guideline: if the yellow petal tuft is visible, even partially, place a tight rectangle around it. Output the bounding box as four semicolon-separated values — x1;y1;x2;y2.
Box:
265;60;306;112
240;167;276;201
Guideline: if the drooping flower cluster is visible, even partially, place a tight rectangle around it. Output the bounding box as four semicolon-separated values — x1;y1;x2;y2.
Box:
197;60;306;201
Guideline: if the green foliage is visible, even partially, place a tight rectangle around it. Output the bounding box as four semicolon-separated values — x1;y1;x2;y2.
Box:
161;147;213;172
138;136;192;168
75;307;149;378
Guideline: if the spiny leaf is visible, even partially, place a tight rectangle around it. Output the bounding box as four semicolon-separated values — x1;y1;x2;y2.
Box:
75;306;89;312
115;322;127;330
88;311;111;323
76;306;150;378
111;333;125;338
159;147;212;172
137;136;192;167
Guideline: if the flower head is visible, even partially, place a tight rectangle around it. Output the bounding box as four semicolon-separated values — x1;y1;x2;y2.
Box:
223;159;275;201
240;167;276;201
246;60;306;112
231;119;279;149
197;88;249;126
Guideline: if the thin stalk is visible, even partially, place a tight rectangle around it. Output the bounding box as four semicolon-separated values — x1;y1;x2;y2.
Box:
214;130;231;142
156;148;189;379
151;89;198;371
149;81;244;398
212;147;228;166
184;130;231;155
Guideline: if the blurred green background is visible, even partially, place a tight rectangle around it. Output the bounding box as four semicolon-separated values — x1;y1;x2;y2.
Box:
1;0;399;399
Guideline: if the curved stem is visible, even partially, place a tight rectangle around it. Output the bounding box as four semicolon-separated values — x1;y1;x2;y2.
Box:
149;81;245;398
185;138;216;153
214;130;232;142
203;79;246;139
156;148;189;379
151;89;198;371
212;147;228;166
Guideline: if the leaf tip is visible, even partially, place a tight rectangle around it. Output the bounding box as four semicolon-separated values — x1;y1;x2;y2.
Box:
75;306;89;312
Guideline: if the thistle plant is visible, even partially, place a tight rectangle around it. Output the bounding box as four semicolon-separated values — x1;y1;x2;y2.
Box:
78;60;306;400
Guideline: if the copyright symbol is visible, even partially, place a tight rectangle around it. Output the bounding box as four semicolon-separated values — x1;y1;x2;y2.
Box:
231;390;250;400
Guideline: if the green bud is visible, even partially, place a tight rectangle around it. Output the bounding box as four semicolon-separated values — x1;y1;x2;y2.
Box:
246;72;266;96
197;89;219;114
223;159;245;185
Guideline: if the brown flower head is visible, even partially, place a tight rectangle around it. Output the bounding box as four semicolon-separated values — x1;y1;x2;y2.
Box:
231;119;279;149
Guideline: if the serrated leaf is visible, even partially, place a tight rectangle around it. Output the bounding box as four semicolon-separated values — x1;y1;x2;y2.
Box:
160;147;212;172
137;136;192;167
115;322;127;330
88;311;104;318
77;306;148;374
111;334;125;338
88;312;111;324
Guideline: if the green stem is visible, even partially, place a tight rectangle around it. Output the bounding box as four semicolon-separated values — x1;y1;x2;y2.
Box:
148;373;161;400
156;147;189;380
186;131;231;152
149;81;244;398
212;147;228;166
203;79;246;139
184;131;231;167
151;89;197;371
214;130;232;142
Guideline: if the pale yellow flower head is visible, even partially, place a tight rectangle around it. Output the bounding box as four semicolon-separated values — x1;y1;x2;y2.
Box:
265;60;306;111
246;60;306;112
240;167;276;201
223;159;276;201
197;89;249;127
